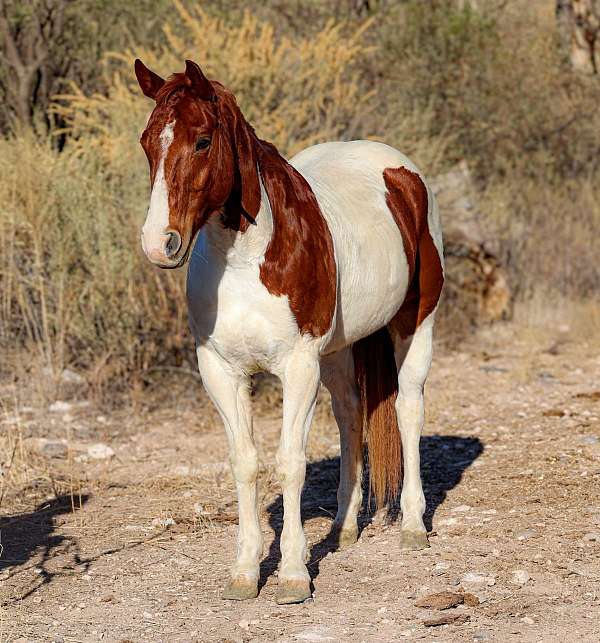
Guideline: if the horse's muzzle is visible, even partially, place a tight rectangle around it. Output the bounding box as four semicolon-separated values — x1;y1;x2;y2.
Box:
141;228;189;269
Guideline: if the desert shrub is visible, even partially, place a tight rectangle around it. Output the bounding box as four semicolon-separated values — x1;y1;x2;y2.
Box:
373;0;600;297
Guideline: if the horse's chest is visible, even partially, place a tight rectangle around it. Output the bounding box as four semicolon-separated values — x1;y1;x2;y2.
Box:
187;259;299;371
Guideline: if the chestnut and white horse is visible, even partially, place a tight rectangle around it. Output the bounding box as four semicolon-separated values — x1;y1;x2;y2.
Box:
135;59;444;604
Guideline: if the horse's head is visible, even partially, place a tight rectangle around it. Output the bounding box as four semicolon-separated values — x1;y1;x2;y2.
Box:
135;59;261;268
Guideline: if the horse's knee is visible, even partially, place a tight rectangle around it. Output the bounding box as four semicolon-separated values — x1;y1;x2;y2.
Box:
230;448;259;484
275;451;306;487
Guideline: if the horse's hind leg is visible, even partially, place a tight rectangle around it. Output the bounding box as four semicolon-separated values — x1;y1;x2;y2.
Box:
389;315;435;550
321;349;363;547
196;344;262;600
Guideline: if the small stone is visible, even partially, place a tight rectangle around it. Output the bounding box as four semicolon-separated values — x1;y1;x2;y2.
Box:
415;591;464;610
193;502;205;515
432;561;449;575
87;443;115;459
582;531;600;542
511;570;530;585
516;529;536;541
423;612;470;627
143;611;153;620
461;572;495;586
580;436;599;445
473;630;490;640
453;505;472;513
39;440;68;459
99;594;114;603
151;517;175;528
521;616;534;625
463;592;480;606
49;400;72;413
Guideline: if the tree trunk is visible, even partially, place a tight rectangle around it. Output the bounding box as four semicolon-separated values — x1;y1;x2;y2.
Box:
556;0;600;74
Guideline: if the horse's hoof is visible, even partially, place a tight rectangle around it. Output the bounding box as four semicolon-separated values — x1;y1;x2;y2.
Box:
337;527;358;549
400;530;430;551
276;579;312;605
222;577;258;601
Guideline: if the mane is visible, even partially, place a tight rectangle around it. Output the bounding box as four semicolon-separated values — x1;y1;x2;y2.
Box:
155;73;193;103
155;73;227;105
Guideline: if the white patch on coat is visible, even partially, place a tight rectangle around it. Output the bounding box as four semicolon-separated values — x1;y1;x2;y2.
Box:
141;121;175;261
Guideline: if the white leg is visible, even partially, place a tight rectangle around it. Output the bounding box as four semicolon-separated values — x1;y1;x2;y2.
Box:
321;350;363;547
275;346;320;604
392;316;434;550
196;344;262;599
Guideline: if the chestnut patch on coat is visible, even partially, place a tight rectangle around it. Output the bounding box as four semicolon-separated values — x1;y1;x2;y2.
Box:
383;167;444;338
258;141;337;337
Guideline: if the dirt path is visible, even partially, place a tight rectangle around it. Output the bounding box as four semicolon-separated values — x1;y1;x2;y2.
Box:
2;325;600;642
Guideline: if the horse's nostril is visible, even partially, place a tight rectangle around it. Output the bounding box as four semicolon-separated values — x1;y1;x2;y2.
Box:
165;231;182;258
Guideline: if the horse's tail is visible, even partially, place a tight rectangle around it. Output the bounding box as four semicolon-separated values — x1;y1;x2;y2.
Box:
352;327;402;509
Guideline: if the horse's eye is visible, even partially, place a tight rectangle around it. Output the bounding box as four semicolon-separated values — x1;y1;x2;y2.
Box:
195;137;211;152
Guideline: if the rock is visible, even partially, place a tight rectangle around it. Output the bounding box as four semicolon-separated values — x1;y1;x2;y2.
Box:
432;561;449;575
295;627;336;641
87;443;115;459
49;400;72;413
463;592;480;606
431;161;512;331
521;616;534;625
461;572;495;586
452;505;472;513
37;439;68;459
580;436;599;445
415;591;465;610
423;612;470;627
516;529;536;541
582;531;600;542
473;630;491;640
511;570;531;585
151;517;175;528
193;502;206;515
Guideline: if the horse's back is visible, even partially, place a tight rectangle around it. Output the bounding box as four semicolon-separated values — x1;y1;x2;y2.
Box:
290;140;439;353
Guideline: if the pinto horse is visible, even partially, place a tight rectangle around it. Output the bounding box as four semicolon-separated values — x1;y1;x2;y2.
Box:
135;59;444;604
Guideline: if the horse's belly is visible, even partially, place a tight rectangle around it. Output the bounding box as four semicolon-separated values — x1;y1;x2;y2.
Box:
291;141;414;353
326;211;410;353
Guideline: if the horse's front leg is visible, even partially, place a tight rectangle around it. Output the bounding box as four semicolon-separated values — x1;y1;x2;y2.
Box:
196;345;262;600
275;347;320;605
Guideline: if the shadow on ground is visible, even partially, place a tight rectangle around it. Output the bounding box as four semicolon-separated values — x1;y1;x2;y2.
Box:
261;434;483;588
0;495;90;600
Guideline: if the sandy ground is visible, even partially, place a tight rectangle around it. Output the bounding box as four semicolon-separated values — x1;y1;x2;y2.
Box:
1;323;600;642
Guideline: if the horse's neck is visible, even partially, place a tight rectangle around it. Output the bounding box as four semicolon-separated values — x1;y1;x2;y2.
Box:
204;178;273;268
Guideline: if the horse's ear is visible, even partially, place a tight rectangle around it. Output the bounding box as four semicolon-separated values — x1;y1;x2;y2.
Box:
185;59;216;102
134;59;165;100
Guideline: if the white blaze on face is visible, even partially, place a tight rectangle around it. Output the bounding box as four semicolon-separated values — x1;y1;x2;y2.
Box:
141;121;175;263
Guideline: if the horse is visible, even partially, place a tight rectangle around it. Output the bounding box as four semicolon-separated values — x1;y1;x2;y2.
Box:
134;59;444;605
